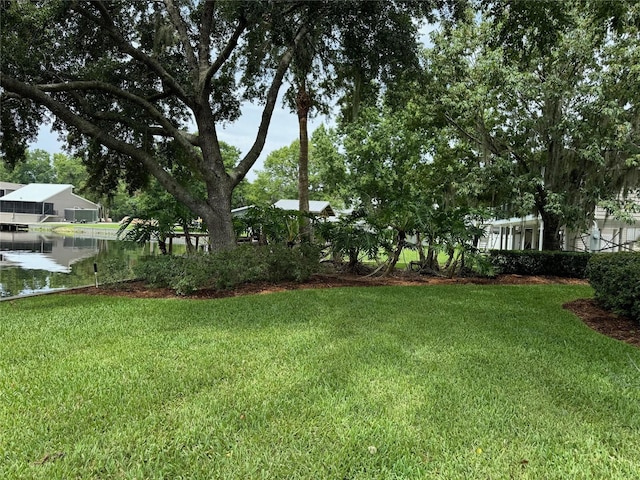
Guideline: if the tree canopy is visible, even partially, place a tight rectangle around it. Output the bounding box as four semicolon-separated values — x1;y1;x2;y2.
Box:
246;125;344;206
0;0;443;251
419;1;640;249
3;0;637;256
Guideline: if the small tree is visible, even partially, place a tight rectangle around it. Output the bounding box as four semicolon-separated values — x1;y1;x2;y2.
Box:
438;208;487;277
234;205;315;248
117;179;199;254
340;104;434;276
1;149;55;184
316;211;383;274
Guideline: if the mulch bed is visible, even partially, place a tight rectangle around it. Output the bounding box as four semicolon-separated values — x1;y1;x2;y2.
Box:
65;273;639;348
563;298;640;348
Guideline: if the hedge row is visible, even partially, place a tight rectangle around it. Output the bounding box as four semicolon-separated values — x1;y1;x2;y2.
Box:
133;243;320;295
487;250;592;278
586;253;640;322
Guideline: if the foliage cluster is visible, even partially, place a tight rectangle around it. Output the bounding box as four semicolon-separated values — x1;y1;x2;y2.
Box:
233;206;314;247
3;1;638;261
587;253;640;322
243;126;346;208
96;257;136;286
133;244;320;295
1;0;440;251
488;250;592;278
421;3;640;250
315;211;384;273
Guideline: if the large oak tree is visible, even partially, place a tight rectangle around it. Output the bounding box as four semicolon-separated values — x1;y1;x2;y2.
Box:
1;0;443;251
1;0;301;250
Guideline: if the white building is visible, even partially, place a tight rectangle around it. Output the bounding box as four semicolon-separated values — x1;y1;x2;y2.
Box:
273;199;336;218
479;201;640;253
0;183;99;229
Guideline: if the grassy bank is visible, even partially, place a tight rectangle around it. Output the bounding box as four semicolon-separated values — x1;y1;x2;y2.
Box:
27;222;124;239
2;284;639;479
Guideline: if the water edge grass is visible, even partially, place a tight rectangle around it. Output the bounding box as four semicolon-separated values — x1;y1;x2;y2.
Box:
1;284;639;479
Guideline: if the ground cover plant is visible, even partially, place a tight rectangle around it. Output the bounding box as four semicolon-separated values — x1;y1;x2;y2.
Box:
2;284;640;479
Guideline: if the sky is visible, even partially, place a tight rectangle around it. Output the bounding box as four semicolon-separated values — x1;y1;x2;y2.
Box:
30;95;329;181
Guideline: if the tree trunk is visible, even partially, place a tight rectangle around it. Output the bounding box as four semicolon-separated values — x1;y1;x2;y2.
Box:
182;222;195;254
540;211;562;251
158;237;168;255
383;230;406;276
200;182;237;252
416;232;426;264
297;84;313;242
350;71;364;122
347;248;359;272
426;244;439;271
447;254;459;278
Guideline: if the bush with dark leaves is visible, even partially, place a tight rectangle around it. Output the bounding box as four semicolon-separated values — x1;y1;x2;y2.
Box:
488;250;592;278
587;253;640;322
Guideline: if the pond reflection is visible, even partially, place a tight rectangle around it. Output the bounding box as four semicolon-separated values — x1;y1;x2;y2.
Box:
0;231;98;273
0;231;144;298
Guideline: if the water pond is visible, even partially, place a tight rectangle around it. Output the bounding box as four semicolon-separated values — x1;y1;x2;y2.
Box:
0;231;154;299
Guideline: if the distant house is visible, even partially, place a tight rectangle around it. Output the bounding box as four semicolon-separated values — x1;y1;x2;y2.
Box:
0;183;99;229
0;182;23;198
478;197;640;253
273;199;336;218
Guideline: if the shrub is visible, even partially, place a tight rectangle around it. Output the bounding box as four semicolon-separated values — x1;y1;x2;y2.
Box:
133;255;184;287
133;244;321;295
586;253;640;322
465;252;497;278
488;250;592;278
315;214;383;273
98;258;134;285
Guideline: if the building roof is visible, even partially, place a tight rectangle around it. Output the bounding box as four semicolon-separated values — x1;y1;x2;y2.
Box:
0;184;74;203
231;205;255;217
273;199;336;217
0;181;25;191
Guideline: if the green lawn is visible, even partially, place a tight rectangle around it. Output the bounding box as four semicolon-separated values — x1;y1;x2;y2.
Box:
30;222;124;231
363;249;452;270
2;284;639;479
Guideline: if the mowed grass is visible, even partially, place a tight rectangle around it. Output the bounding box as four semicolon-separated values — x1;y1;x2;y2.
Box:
1;284;639;479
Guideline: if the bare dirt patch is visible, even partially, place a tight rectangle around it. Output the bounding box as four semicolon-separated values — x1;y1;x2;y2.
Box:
65;272;638;348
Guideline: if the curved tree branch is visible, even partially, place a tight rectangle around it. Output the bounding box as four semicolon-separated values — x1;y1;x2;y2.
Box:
0;75;209;219
35;80;199;163
444;112;484;147
163;0;198;74
71;1;191;104
200;17;247;95
199;0;217;66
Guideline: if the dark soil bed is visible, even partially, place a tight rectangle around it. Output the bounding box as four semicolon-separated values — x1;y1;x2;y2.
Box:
65;272;639;348
562;298;639;348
